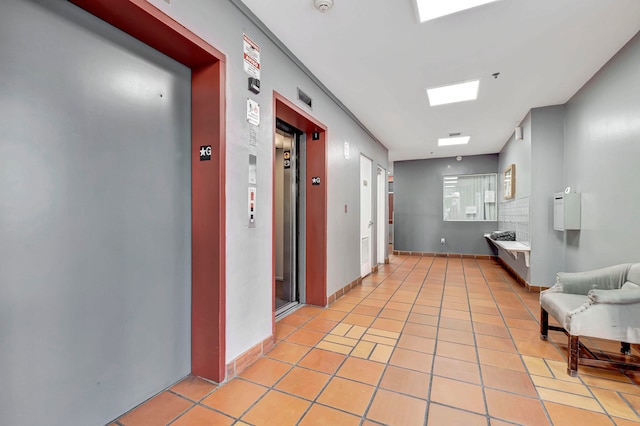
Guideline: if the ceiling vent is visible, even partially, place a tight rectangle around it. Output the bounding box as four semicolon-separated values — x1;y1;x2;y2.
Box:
297;88;313;109
448;132;462;137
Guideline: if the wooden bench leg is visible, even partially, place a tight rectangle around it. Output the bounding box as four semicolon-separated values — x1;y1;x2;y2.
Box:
540;307;549;341
568;335;579;376
622;342;631;355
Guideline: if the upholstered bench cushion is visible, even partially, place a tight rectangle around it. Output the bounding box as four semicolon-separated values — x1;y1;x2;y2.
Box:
627;264;640;284
540;293;586;330
588;285;640;304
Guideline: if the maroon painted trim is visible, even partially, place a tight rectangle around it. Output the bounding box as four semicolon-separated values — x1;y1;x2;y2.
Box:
271;96;277;336
69;0;227;382
191;63;226;381
274;92;327;308
68;0;224;67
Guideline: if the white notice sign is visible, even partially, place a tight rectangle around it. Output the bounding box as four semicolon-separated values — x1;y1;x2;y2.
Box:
484;190;496;203
243;34;261;79
247;98;260;126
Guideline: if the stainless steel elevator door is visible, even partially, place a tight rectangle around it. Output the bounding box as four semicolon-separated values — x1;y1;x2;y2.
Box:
275;126;299;316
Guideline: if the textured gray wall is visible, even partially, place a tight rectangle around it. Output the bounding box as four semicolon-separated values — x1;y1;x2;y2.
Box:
143;0;388;364
499;114;532;199
497;115;531;282
1;1;389;424
530;106;566;286
498;33;640;282
499;107;569;287
563;32;640;271
394;155;498;255
0;1;191;425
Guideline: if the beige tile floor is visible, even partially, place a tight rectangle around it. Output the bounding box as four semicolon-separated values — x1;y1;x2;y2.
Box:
111;255;640;425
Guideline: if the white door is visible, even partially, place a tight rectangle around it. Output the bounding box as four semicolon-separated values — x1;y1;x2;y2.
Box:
360;155;373;277
377;166;386;265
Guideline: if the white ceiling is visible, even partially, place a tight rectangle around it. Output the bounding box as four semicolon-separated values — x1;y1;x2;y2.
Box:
239;0;640;164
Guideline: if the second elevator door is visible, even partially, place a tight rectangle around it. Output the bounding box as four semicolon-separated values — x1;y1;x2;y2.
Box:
275;124;300;317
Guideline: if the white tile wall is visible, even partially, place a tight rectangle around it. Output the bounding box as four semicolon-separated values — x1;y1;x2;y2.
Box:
498;196;530;243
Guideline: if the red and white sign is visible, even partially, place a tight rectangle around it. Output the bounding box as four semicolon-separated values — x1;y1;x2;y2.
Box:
247;98;260;126
243;34;260;79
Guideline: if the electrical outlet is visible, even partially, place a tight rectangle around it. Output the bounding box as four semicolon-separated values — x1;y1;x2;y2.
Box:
440;238;446;244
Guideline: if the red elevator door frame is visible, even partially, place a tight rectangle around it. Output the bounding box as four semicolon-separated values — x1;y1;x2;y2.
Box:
273;92;327;334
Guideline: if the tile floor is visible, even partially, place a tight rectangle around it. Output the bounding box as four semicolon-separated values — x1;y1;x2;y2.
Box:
111;255;640;425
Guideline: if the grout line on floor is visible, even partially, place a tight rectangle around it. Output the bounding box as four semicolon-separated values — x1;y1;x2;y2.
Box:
115;253;640;425
271;256;410;424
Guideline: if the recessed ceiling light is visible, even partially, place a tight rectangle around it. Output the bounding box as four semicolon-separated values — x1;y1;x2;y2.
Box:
415;0;499;22
438;136;470;146
427;80;479;106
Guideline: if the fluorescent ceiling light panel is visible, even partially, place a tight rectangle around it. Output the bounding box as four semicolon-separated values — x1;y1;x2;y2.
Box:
416;0;499;22
438;136;470;146
427;80;479;106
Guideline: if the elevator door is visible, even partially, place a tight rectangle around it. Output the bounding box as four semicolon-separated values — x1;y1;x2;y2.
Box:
275;124;300;317
0;1;193;424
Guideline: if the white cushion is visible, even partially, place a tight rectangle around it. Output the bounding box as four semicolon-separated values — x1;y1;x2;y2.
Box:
622;281;640;290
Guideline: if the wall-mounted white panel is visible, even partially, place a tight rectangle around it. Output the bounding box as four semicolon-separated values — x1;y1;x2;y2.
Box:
553;192;581;231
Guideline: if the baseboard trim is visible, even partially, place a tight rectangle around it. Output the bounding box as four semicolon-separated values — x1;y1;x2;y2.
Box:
225;335;275;381
225;274;366;380
392;250;494;261
496;256;546;293
328;277;363;305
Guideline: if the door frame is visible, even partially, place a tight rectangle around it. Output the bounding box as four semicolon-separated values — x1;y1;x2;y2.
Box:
273;92;327;330
376;165;386;265
70;0;227;382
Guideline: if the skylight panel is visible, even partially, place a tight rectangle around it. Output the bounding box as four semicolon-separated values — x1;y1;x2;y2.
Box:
438;136;470;146
427;80;479;106
416;0;499;22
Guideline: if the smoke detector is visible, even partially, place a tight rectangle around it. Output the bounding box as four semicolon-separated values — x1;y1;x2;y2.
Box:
314;0;334;13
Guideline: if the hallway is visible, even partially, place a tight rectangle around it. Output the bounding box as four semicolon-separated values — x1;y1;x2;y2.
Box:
112;255;640;425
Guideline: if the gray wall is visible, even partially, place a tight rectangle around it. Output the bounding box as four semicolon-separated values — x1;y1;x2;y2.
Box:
394;155;498;255
498;106;568;286
499;114;532;199
497;32;640;283
145;0;388;365
530;106;566;286
563;31;640;271
497;115;532;281
0;1;191;425
1;0;389;424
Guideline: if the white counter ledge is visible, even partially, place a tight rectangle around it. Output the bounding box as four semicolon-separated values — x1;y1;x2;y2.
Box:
484;234;531;267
